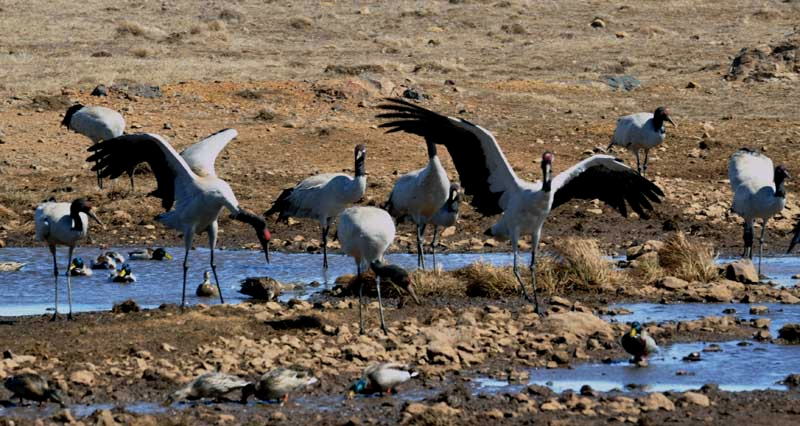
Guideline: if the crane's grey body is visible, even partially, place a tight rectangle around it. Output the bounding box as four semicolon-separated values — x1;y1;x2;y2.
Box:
338;206;396;334
266;145;366;268
167;372;249;404
34;199;101;320
609;107;676;176
386;143;449;269
728;148;788;275
62;104;126;189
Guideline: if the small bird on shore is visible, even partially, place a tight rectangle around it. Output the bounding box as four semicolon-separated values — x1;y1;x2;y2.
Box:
241;368;318;404
165;372;250;405
265;144;367;269
621;322;659;366
68;257;92;276
90;252;117;270
370;260;420;305
128;247;173;261
428;183;462;271
0;262;26;272
109;264;136;283
196;271;218;297
4;373;65;407
607;107;677;176
349;362;418;396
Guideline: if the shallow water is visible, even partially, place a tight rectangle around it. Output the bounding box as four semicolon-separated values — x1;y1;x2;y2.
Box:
0;247;522;316
716;255;800;288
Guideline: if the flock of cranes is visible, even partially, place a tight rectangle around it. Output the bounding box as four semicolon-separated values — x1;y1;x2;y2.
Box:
29;96;795;332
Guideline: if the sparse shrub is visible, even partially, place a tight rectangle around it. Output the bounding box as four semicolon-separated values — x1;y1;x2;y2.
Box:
658;232;717;282
130;47;154;58
117;20;165;40
290;17;312;30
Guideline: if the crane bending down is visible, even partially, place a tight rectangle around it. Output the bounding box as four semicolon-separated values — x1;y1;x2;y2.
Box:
61;104;127;190
35;198;103;320
265;144;367;269
87;129;271;307
728;148;789;275
377;99;664;313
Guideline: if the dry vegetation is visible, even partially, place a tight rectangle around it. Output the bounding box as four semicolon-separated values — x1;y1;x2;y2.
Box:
659;232;718;282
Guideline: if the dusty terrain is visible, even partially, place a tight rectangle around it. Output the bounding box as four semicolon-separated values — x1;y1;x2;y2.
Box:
2;0;800;424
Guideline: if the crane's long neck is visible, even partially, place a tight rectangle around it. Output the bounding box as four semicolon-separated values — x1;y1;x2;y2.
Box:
775;173;787;198
426;139;437;159
541;163;552;192
69;206;84;232
652;114;665;131
355;154;366;177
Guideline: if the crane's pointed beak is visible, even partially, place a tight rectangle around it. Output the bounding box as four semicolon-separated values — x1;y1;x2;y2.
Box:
263;239;271;264
666;117;677;128
87;210;105;229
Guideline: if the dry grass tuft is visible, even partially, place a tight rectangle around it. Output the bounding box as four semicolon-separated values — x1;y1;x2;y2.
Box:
658;232;717;282
629;252;665;284
412;60;465;74
130;47;155;58
324;64;386;75
117;20;166;40
219;7;246;23
290;17;313;30
550;237;619;292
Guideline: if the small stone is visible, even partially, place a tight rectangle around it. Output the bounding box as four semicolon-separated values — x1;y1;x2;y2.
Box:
639;393;675;412
722;308;736;314
686;81;700;89
615;31;628;38
702;344;722;352
753;318;771;329
679;391;710;407
91;85;109;96
590;17;606;28
112;299;140;313
682;352;702;362
52;409;76;423
749;305;769;315
70;370;95;386
754;330;772;341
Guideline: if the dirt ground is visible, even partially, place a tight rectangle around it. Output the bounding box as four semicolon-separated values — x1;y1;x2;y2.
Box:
2;0;800;424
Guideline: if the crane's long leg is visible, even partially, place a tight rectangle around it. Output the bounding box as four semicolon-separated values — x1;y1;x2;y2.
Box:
431;225;439;272
635;150;642;176
208;222;225;304
642;150;650;178
376;275;388;335
357;261;365;335
181;232;193;309
416;222;427;269
529;245;541;315
66;246;75;320
758;219;768;278
511;238;534;303
743;220;754;259
322;219;330;270
50;245;59;321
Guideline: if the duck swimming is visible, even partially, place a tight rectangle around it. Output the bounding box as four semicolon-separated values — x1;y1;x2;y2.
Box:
109;264;136;283
90;252;116;270
621;321;659;366
241;368;318;404
68;257;92;276
196;271;218;298
0;262;26;272
349;362;418;396
129;247;173;261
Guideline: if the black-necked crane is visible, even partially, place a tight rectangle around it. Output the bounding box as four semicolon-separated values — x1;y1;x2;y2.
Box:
265;144;367;269
337;206;396;334
428;183;462;271
61;104;127;189
607;107;676;177
87;128;271;307
376;99;664;314
729;148;789;275
34;198;103;320
381;120;450;270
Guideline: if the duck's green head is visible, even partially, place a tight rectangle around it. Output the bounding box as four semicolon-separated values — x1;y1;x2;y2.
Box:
119;264;132;277
349;378;368;395
153;248;172;260
629;321;643;336
70;258;84;270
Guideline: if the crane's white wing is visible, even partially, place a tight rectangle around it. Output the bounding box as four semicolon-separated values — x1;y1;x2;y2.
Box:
377;98;521;215
180;128;238;177
551;155;664;217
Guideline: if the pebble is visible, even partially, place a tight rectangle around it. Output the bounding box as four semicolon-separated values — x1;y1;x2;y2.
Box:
682;352;702;362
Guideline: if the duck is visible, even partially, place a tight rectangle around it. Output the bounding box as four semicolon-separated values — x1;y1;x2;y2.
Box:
90;252;117;270
128;247;173;261
241;368;318;404
165;372;250;405
68;257;92;276
109;264;136;283
4;373;66;407
0;262;26;272
196;271;219;298
105;251;125;264
349;362;418;396
621;321;659;366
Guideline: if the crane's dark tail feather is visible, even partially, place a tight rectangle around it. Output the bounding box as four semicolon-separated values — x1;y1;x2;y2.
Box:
264;188;294;221
788;218;800;253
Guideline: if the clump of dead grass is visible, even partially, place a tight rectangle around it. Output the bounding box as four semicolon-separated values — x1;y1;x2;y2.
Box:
130;47;155;58
116;20;166;40
629;252;665;284
412;60;466;74
658;232;717;282
290;17;313;30
550;237;620;292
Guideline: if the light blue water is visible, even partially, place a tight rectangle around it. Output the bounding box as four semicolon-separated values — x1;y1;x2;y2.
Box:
0;247;522;316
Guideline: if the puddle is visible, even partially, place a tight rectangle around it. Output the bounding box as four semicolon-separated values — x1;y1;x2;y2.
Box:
474;340;800;394
0;401;166;419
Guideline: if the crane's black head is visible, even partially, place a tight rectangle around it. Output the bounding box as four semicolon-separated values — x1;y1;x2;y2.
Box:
354;144;367;176
61;103;85;128
775;165;790;183
541;152;554;191
654;107;676;129
70;198;103;227
231;209;272;264
447;183;462;211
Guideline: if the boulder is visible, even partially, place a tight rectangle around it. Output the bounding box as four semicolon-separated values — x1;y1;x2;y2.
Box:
70;370;95;386
778;323;800;343
678;392;710;407
639;392;675;412
704;284;733;303
782;374;800;387
657;276;689;290
724;259;759;283
112;299;140;313
541;311;613;339
749;305;769;315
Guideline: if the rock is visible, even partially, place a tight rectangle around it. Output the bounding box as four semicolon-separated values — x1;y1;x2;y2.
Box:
753;318;771;329
782;373;800;387
750;305;769;315
52;409;76;423
91;409;119;426
110;83;162;98
722;308;736;314
604;75;640;91
239;277;281;300
639;393;675;412
679;392;710;407
549;296;572;307
91;85;109;96
778;324;800;343
70;370;95;386
440;226;457;238
704;284;733;303
112;299;140;313
483;409;504;419
540;399;566;411
402;88;426;100
754;330;772;341
686;81;700;89
683;352;702;362
724;259;759;283
702;344;722;352
590;17;606;28
580;385;597;397
780;292;800;304
542;311;614;339
658;276;689;290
